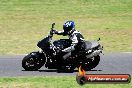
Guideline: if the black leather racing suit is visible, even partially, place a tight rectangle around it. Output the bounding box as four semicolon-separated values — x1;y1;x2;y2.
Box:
55;30;85;60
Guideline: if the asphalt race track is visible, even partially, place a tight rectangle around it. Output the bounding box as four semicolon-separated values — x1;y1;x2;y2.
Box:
0;53;132;77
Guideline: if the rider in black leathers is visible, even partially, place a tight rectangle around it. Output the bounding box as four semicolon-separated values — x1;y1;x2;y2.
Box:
53;21;85;60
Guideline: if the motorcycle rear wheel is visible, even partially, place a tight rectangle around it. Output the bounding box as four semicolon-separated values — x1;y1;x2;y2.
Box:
81;55;100;71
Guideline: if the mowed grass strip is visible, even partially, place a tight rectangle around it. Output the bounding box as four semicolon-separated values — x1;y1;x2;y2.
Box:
0;0;132;54
0;76;131;88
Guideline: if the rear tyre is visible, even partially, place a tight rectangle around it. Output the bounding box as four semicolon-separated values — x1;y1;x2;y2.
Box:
22;52;46;71
81;55;100;71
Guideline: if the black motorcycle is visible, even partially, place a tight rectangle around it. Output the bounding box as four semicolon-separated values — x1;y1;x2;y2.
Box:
22;23;103;72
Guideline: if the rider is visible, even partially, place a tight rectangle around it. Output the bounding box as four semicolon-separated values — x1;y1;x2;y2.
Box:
53;21;85;60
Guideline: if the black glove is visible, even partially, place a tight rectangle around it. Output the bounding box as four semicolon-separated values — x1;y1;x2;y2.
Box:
50;30;53;34
52;29;58;34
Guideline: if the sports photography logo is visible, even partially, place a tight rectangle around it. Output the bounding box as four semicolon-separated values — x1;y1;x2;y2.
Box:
76;66;131;85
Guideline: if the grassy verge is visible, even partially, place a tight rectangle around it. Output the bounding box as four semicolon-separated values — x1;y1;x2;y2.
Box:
0;0;132;54
0;76;131;88
0;1;131;88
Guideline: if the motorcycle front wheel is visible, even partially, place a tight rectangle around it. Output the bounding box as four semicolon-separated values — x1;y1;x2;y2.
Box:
22;52;46;71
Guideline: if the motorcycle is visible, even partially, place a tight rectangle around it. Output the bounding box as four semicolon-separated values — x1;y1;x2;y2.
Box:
22;23;103;72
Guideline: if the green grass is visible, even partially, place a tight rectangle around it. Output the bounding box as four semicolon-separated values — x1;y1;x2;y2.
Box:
0;0;132;54
0;1;131;88
0;76;131;88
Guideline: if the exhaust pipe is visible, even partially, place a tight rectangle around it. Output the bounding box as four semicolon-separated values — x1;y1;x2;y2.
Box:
86;50;102;58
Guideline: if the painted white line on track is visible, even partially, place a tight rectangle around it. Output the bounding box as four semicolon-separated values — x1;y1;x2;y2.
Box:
121;52;132;53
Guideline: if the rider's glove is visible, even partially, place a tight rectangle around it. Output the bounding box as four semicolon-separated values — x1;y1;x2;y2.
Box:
52;29;58;34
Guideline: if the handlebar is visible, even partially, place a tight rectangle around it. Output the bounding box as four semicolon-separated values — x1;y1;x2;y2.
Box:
51;23;55;29
49;23;55;37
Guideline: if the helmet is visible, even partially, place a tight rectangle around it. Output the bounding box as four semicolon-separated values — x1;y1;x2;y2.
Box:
63;21;75;35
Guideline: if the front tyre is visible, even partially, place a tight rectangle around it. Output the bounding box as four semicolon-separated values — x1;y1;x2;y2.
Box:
22;52;46;71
